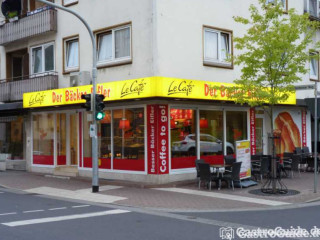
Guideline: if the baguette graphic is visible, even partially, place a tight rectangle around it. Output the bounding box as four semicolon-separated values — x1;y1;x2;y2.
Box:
274;112;301;153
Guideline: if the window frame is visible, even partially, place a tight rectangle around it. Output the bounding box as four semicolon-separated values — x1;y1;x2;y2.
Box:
310;51;319;81
266;0;288;12
203;26;233;69
30;42;55;75
95;23;132;68
62;0;78;7
63;35;80;74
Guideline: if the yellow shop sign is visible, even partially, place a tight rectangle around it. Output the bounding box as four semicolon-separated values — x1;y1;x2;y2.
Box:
23;76;296;108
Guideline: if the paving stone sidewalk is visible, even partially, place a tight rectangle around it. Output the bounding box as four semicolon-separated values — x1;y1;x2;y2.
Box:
0;170;319;211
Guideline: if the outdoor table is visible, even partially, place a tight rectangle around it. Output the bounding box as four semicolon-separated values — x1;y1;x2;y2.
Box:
210;164;225;177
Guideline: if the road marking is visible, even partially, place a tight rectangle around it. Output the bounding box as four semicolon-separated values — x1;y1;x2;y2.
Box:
0;212;17;216
153;188;290;206
2;209;130;227
23;210;44;213
48;207;67;211
0;192;4;194
71;205;90;208
25;187;126;204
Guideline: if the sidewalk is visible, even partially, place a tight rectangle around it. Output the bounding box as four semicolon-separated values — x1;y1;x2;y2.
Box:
0;170;319;211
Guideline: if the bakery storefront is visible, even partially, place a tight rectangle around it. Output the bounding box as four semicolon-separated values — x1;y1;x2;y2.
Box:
23;76;307;183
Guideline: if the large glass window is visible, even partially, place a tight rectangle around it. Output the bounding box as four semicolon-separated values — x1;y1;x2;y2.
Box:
113;108;145;171
56;114;66;165
310;52;319;80
199;110;225;164
226;111;248;155
99;110;112;169
83;112;92;168
171;108;197;169
33;113;54;165
0;117;24;160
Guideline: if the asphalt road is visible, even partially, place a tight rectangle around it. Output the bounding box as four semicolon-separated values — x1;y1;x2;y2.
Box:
1;187;320;240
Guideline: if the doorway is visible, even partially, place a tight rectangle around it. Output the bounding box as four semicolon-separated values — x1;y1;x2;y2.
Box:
255;116;265;154
56;113;78;166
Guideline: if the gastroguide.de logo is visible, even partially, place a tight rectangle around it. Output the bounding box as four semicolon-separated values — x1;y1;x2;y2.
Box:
220;227;234;240
219;226;320;239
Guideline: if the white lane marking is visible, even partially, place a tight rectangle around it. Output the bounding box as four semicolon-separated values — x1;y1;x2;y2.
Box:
25;187;126;204
71;205;90;208
2;209;130;227
0;212;17;216
0;192;4;194
48;207;67;211
23;210;44;213
153;188;290;206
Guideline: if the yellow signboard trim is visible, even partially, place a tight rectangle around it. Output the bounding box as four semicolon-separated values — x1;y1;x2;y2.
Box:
23;76;296;108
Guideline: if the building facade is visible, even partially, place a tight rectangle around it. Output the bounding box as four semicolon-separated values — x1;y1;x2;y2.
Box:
0;0;317;183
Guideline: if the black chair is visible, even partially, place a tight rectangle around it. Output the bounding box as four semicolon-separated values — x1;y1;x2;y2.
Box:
291;154;301;177
195;159;205;178
224;155;236;172
252;156;270;181
294;147;302;155
198;162;214;190
221;162;242;190
302;147;312;157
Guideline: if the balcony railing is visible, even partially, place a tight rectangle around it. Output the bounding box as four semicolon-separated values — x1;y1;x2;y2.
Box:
0;73;58;102
304;0;320;20
0;8;57;45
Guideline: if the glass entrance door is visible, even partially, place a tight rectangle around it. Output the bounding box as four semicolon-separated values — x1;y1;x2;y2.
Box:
255;117;264;154
56;113;78;166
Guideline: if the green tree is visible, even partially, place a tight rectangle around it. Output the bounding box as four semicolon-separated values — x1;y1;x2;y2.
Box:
226;0;320;132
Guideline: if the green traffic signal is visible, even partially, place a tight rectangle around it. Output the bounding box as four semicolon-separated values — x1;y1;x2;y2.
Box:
96;111;105;120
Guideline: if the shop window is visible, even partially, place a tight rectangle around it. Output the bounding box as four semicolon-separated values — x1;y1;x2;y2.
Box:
32;113;54;165
0;117;24;160
171;108;197;169
199;110;225;165
64;36;79;73
99;110;112;169
226;111;248;155
30;42;54;75
62;0;78;7
204;27;232;68
96;25;131;67
56;114;67;165
310;52;319;81
113;108;145;171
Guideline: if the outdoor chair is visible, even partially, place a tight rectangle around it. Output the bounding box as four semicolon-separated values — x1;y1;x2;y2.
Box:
302;147;312;157
195;159;205;178
198;162;215;190
224;155;236;172
291;154;301;178
252;156;270;181
294;147;302;155
221;162;242;190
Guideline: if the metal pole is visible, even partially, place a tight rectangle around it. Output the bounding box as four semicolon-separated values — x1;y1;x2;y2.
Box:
37;0;99;192
315;81;318;193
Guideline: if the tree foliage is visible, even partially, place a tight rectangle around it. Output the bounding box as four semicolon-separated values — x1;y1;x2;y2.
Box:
226;0;320;107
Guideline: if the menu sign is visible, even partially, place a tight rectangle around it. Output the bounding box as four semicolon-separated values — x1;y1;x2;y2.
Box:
250;108;256;155
236;140;251;179
147;104;169;174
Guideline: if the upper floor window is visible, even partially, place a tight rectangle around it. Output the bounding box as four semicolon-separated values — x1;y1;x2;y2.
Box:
63;0;78;7
304;0;320;18
31;42;54;75
96;24;131;67
266;0;287;9
64;36;79;73
203;27;232;68
310;52;319;80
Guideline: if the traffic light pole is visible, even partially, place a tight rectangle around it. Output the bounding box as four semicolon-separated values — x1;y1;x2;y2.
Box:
37;0;100;192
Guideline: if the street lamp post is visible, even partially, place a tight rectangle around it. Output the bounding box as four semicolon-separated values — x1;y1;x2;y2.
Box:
36;0;99;192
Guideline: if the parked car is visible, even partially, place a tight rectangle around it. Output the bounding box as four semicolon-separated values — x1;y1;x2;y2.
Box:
171;134;234;155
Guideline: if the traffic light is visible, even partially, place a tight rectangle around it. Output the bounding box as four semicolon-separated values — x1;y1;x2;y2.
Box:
95;94;105;120
81;94;91;111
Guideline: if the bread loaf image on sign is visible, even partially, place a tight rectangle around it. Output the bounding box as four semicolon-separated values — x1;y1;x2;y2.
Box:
274;112;301;153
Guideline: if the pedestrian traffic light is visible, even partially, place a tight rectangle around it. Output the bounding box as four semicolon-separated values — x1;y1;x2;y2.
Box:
81;94;91;111
95;94;105;121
